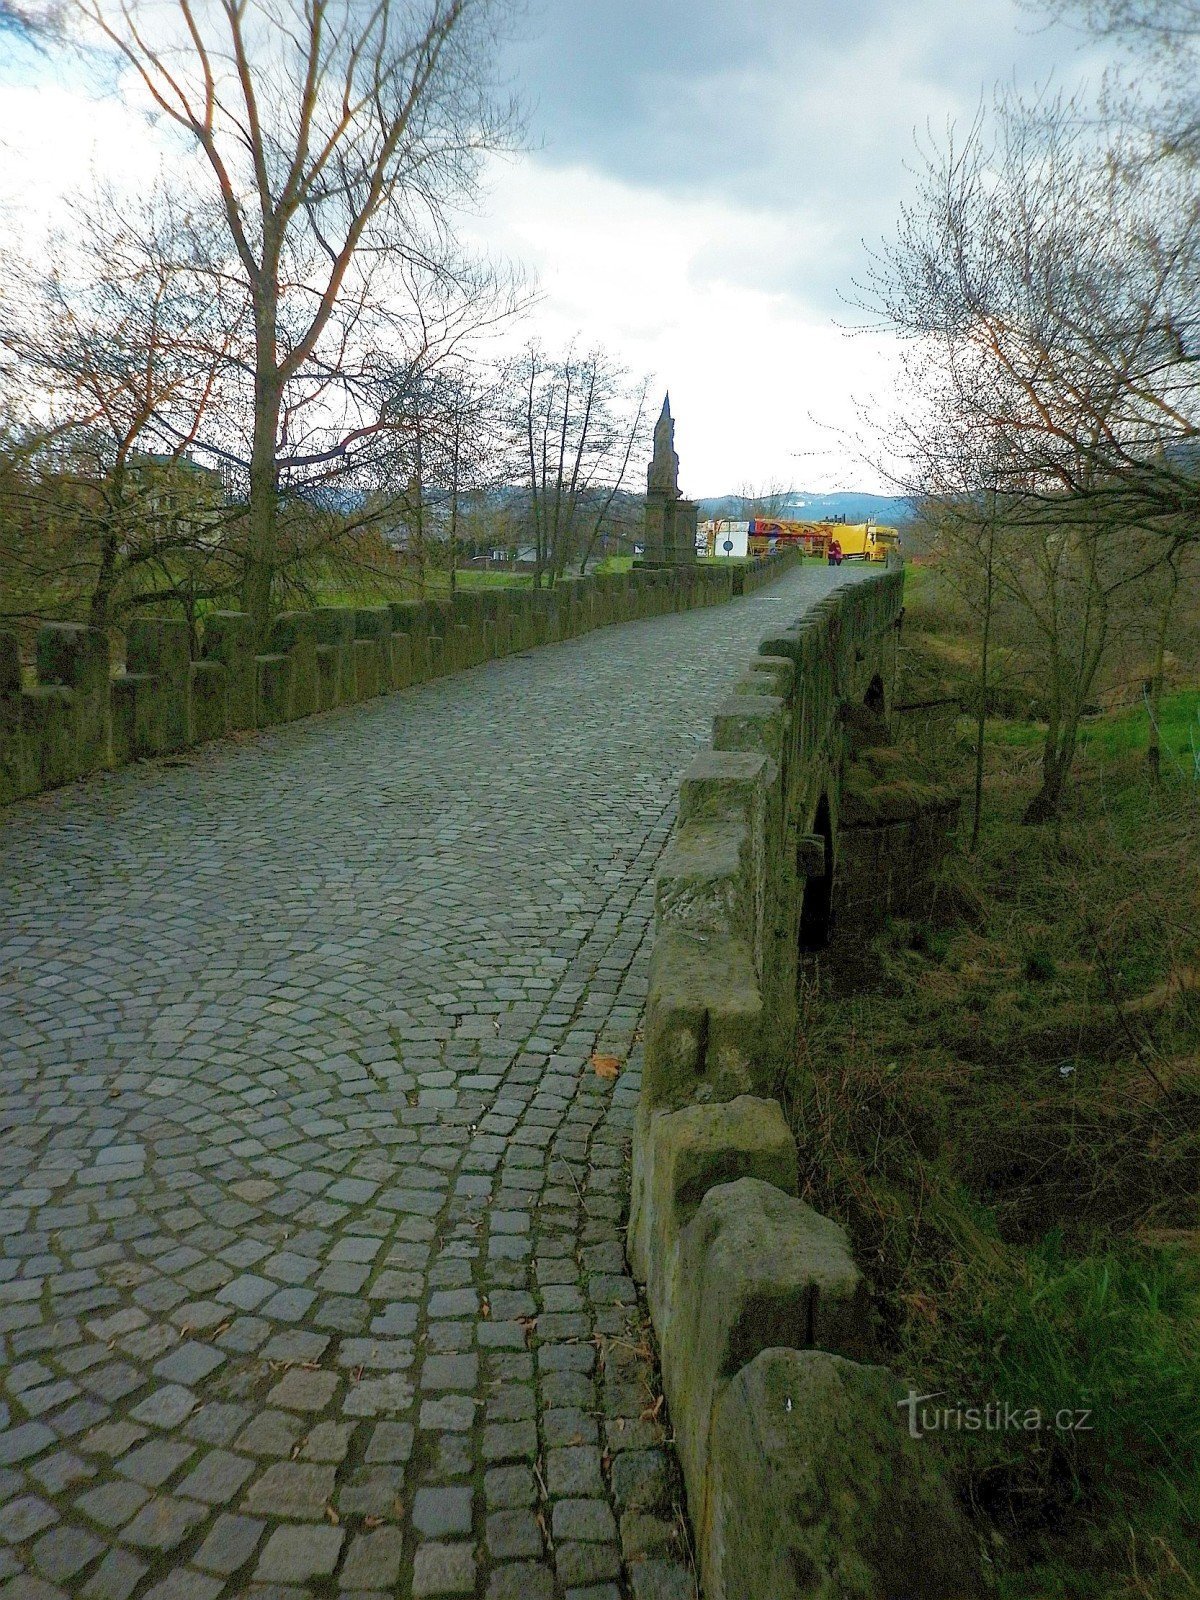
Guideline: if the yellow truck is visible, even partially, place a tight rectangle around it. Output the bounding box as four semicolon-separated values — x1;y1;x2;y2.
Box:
836;522;901;562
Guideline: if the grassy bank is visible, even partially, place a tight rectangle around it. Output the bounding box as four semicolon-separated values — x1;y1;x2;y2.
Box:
789;578;1200;1597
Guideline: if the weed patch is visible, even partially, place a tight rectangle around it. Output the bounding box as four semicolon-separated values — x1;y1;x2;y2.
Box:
787;689;1200;1597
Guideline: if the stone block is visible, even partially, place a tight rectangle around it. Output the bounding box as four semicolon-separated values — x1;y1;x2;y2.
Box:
662;1179;868;1526
451;623;473;672
268;612;319;720
355;607;393;686
712;691;786;770
126;617;191;753
678;750;773;828
312;608;356;705
703;1348;984;1600
389;603;429;682
315;645;340;711
36;622;111;776
111;673;161;763
389;630;414;689
255;653;293;725
642;927;763;1110
0;630;19;696
0;633;27;804
353;639;382;701
189;659;229;744
21;684;76;787
628;1095;798;1289
36;621;107;692
202;612;256;730
744;654;796;704
654;818;757;949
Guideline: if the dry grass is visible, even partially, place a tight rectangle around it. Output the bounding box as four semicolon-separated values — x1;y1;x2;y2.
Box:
783;679;1200;1598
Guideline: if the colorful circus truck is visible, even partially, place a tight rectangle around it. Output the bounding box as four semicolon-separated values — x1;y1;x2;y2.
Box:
735;518;901;562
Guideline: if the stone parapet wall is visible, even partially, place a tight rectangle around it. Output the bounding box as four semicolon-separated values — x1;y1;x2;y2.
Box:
629;566;984;1600
0;550;803;808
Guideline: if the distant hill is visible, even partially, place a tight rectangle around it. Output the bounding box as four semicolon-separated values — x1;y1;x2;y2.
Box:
697;491;914;526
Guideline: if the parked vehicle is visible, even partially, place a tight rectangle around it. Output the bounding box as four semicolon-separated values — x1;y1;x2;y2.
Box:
740;518;900;562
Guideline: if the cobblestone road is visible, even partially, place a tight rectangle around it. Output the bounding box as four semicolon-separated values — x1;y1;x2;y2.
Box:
0;566;866;1600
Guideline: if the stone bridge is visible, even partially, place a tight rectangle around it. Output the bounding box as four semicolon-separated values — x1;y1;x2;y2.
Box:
0;562;920;1600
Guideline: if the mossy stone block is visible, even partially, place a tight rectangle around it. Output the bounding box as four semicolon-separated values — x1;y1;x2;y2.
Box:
704;1348;985;1600
189;659;229;744
111;672;161;763
268;612;319;720
654;818;757;949
312;608;356;705
255;652;294;725
643;927;763;1110
354;607;392;686
664;1179;869;1554
22;684;77;788
353;639;382;700
0;634;28;804
203;611;256;729
126;617;191;753
628;1094;798;1289
36;623;111;776
712;691;786;769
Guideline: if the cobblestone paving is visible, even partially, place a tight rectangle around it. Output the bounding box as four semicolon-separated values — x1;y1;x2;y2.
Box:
0;566;867;1600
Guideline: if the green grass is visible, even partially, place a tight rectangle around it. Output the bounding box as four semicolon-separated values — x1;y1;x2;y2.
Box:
902;563;939;606
985;691;1200;767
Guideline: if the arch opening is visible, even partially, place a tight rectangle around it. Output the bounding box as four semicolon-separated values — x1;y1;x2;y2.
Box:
799;795;834;953
864;673;885;716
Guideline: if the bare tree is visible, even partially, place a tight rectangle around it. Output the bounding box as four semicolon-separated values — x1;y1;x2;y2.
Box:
509;341;650;588
1036;0;1200;157
865;97;1199;533
859;87;1199;816
735;480;795;521
74;0;521;638
0;182;244;635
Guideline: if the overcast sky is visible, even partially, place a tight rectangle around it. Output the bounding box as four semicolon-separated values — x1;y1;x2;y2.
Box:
0;0;1109;494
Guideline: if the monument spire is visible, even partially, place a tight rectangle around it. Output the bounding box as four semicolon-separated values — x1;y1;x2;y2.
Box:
647;392;680;498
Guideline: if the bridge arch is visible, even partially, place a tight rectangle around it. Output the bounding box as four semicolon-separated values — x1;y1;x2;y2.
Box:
798;793;834;952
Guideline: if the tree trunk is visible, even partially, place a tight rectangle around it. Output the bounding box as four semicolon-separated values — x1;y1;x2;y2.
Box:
89;518;121;634
1146;558;1179;784
242;357;281;644
1022;728;1078;823
970;492;997;852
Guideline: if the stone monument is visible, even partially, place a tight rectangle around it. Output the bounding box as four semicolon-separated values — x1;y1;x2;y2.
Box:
640;394;698;567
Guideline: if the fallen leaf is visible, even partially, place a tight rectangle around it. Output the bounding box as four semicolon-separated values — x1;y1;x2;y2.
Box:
591;1053;621;1080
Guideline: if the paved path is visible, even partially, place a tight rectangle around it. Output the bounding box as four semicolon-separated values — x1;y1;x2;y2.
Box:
0;566;867;1600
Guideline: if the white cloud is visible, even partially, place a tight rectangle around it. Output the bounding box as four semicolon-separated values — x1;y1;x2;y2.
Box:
468;155;898;494
0;79;162;238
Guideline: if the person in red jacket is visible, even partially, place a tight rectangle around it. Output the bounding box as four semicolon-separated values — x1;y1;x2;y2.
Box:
827;537;843;566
